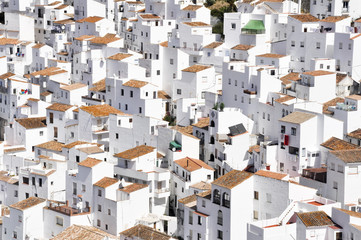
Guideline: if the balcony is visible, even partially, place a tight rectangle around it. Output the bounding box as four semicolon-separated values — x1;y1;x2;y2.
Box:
243;89;257;95
48;202;91;216
336;102;356;111
154;187;170;198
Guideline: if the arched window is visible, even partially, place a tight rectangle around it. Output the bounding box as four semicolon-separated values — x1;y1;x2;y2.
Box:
217;210;223;225
210;136;215;144
223;192;230;208
210;120;215;127
213;189;220;204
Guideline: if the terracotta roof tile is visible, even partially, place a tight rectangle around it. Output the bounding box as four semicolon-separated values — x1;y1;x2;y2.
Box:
54;4;68;9
274;95;295;104
36;141;64;152
89;34;121;45
336;73;348;84
139;14;161;19
280;72;300;85
178;194;197;204
171;125;198;139
4;147;26;154
348;128;361;140
212;170;253;189
330;149;361;164
52;225;117;240
120;224;171;239
30;67;67;76
40;91;53;97
114;145;155;160
46;103;73;112
323;97;344;115
94;177;118;188
78;157;102;168
255;170;287;180
296;211;334;227
89;79;106;92
182;22;210;27
107;53;133;61
10;197;46;211
54;18;75;24
248;145;260;153
197;189;211;199
157;90;171;99
182;5;203;11
279;111;316;124
123;79;149;88
190;181;211;190
336;208;361;218
320;16;349;23
0;72;15;79
0;38;21;45
78;146;104;154
203;42;223;49
192;117;209;129
74;35;95;41
231;44;254;50
290;14;319;22
346;95;361;101
63;141;94;149
303;70;334;76
119;183;148;193
15;117;46;129
175;157;214;172
321;137;359;151
159;41;168;47
80;104;124;117
27;98;40;102
76;16;104;23
182;64;211;73
32;43;46;49
60;83;87;91
257;53;286;58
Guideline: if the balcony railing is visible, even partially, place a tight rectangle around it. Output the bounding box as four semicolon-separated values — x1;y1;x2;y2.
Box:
48;202;91;216
336;102;356;111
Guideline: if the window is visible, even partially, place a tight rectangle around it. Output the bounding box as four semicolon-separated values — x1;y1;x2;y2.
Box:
14;190;18;197
337;165;343;173
97;219;101;227
339;43;343;49
330;163;335;171
217;230;223;240
76;156;80;163
177;89;182;95
254;210;259;220
254;191;259;200
291;41;295;47
49;112;53;123
300;42;304;47
189;211;193;224
121;89;124;96
198;216;202;225
333;181;338;189
222;193;230;208
130;91;133;98
18;216;22;222
39;178;42;187
231;23;236;29
170;59;174;65
13;231;17;239
23;177;29;185
98;189;102;197
202;200;206;207
139;107;142;114
289;146;299;155
213;189;220;204
116;133;119;139
56;216;63;226
82;184;86;192
217;210;223;225
281;125;285;133
316;42;320;49
98;204;102;212
291;127;296;136
266;193;272;203
40;131;43;136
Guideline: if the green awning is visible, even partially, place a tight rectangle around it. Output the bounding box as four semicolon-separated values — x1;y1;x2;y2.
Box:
242;20;265;31
170;141;182;149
